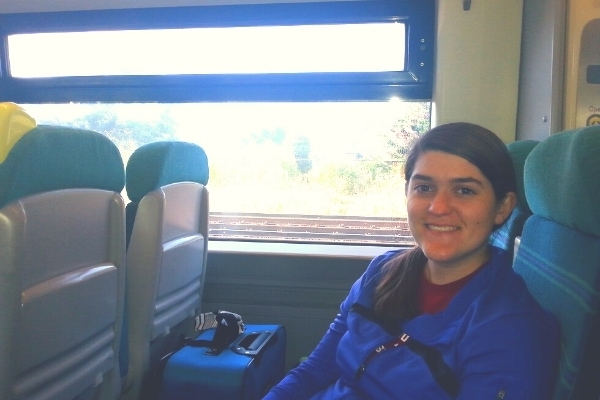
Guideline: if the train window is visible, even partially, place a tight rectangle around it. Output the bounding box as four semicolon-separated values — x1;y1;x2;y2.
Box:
0;0;434;246
8;23;405;77
22;101;428;245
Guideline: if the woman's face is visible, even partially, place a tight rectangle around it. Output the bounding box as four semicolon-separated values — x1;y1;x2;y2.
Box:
406;150;515;283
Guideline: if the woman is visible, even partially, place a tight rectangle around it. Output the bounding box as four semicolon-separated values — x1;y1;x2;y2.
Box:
263;122;559;399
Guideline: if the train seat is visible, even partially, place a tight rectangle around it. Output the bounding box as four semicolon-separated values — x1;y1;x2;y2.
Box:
489;139;539;258
0;120;126;400
513;125;600;399
122;141;209;400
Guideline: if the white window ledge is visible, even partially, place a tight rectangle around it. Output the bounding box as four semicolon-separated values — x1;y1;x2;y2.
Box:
208;240;402;260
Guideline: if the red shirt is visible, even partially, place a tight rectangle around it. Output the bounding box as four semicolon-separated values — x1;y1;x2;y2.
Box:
418;268;481;314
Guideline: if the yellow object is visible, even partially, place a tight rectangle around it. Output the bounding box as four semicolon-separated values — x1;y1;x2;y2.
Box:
0;102;37;163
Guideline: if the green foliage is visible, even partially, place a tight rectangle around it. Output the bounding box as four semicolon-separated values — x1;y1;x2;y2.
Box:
72;107;177;159
384;102;431;162
245;102;432;208
335;165;364;195
292;136;313;175
314;159;391;196
32;105;179;162
27;101;428;219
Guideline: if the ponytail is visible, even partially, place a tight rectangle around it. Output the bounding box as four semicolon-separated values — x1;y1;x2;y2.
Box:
373;247;427;322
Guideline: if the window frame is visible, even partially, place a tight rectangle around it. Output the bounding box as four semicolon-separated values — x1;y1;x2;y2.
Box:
0;0;434;247
0;0;435;103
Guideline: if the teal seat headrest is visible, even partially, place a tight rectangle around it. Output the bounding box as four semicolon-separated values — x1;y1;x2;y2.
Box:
125;141;209;203
506;140;539;214
524;125;600;237
0;125;125;209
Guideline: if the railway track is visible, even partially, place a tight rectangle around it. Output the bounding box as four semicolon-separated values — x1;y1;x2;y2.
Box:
208;212;414;245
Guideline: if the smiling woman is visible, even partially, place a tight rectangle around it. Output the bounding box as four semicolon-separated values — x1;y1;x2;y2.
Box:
404;124;517;284
406;152;514;283
263;122;559;400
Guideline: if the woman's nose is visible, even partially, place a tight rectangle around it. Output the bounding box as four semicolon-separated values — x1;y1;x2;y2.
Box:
428;191;452;215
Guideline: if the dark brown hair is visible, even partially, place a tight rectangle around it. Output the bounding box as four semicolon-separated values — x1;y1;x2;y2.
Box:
372;122;517;322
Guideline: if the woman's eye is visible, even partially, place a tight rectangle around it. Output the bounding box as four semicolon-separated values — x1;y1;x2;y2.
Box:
457;187;475;195
415;184;432;193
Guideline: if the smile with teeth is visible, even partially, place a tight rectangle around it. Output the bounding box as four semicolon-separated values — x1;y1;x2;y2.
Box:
426;224;458;232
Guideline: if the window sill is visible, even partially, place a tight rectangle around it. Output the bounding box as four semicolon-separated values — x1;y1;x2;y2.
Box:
208;239;402;260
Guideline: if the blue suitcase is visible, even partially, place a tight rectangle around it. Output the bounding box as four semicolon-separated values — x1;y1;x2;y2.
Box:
160;324;286;400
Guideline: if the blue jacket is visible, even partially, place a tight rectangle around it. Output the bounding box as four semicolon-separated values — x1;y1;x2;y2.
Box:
264;246;559;399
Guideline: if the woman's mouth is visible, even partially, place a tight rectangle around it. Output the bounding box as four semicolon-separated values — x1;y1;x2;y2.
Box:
426;224;458;232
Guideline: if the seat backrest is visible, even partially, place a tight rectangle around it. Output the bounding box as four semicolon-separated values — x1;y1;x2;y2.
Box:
122;141;209;400
489;139;538;257
513;126;600;400
0;120;126;400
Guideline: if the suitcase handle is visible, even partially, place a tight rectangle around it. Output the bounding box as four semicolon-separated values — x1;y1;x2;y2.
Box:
231;330;276;357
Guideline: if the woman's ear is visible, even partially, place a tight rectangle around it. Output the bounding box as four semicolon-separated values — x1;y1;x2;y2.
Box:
494;191;517;226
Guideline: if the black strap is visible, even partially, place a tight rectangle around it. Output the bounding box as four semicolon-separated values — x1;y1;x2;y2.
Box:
404;337;459;398
351;303;459;398
182;336;224;355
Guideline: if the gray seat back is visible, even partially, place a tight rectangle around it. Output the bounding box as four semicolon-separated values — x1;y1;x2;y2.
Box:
0;122;126;400
123;141;209;400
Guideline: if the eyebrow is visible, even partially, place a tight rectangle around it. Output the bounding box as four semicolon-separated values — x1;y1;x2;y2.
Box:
410;174;485;186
